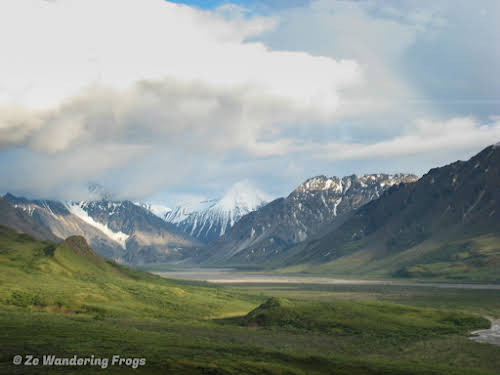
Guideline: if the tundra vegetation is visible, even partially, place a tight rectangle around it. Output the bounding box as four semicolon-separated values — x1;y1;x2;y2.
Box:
0;226;499;374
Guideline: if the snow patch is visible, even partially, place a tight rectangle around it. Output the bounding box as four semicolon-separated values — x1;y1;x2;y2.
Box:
214;180;271;213
165;198;216;224
13;204;36;216
136;202;172;219
333;197;343;216
163;181;272;241
65;203;129;249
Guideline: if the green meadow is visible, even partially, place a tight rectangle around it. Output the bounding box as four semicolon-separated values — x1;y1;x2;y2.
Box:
1;226;499;375
273;234;500;283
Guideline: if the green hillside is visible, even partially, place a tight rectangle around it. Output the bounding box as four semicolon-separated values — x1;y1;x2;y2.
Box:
240;297;487;339
0;225;255;320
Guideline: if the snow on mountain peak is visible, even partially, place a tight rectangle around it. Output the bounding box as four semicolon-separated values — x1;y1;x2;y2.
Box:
136;202;172;219
294;176;342;194
215;180;271;212
294;174;418;195
164;197;217;224
161;181;272;243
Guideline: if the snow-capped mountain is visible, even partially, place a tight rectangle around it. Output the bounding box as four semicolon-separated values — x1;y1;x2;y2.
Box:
194;173;419;264
3;194;129;259
0;195;60;242
65;199;201;264
2;191;200;264
65;201;131;249
135;203;172;220
162;181;272;243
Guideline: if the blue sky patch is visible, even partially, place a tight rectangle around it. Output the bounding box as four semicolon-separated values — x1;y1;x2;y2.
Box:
167;0;310;12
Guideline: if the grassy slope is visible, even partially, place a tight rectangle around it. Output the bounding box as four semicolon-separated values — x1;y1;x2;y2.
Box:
1;227;499;374
240;297;488;339
0;227;257;320
276;233;500;282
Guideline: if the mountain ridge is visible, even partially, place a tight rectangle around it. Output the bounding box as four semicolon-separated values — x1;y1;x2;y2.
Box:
193;173;418;264
0;197;60;242
2;194;201;264
283;144;500;281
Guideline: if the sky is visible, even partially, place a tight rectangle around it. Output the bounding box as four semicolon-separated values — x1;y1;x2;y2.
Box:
0;0;499;205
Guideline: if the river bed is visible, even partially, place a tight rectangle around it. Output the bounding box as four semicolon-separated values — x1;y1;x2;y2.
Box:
470;320;500;346
154;268;500;290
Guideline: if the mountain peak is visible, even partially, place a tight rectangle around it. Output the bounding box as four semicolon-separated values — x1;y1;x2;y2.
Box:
293;176;343;194
162;181;272;243
87;183;114;201
3;193;31;205
215;180;272;212
293;174;418;195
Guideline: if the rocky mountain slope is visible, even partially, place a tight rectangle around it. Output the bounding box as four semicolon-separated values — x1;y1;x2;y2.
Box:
0;197;60;242
4;194;125;258
3;194;200;264
194;173;418;264
64;200;201;264
163;181;271;243
287;144;500;281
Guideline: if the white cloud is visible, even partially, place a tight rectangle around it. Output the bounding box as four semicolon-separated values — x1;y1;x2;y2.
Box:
317;117;500;160
0;78;353;156
0;0;364;199
258;0;458;124
0;0;366;189
0;0;497;201
0;0;361;136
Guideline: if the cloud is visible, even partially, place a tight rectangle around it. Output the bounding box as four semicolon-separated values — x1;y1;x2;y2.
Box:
0;0;497;201
0;0;362;155
1;77;357;157
317;117;500;160
260;0;500;120
259;0;424;114
0;0;361;111
1;143;149;200
0;0;363;199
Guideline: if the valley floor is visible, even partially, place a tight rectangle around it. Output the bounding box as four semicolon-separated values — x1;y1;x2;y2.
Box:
153;267;500;289
2;278;500;374
1;308;497;375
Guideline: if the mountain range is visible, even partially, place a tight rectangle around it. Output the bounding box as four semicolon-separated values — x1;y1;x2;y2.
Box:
280;143;500;280
192;173;418;264
1;144;499;281
2;194;200;264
